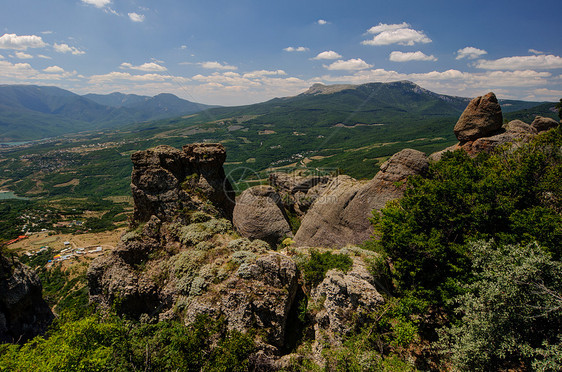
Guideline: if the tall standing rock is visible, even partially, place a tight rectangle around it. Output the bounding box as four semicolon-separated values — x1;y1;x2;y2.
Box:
295;149;428;248
131;143;235;223
453;92;503;142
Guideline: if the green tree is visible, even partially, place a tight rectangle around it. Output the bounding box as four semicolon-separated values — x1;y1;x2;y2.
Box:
556;98;562;120
437;241;562;371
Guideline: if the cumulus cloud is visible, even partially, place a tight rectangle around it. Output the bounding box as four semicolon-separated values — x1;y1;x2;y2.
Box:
0;33;46;50
313;51;342;60
366;22;410;34
44;66;65;73
528;49;544;55
362;23;431;46
15;51;33;59
89;71;187;83
317;19;328;25
38;54;52;59
199;61;237;70
0;54;3;59
128;12;145;22
54;43;85;55
456;47;487;60
120;62;167;72
284;46;309;52
325;58;373;71
389;51;437;62
474;54;562;70
81;0;111;8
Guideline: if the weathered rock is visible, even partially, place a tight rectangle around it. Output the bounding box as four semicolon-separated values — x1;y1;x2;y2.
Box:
233;185;292;246
295;149;428;248
531;116;559;132
454;92;503;142
311;256;384;358
184;252;299;349
269;172;331;216
504;120;537;134
0;255;53;343
131;143;235;223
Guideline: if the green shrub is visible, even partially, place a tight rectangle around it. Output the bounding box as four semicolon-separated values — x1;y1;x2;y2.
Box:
301;250;353;288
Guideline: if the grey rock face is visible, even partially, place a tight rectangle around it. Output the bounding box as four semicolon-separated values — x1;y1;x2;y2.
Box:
233;185;292;246
531;116;559;132
504;120;537;134
453;92;503;142
311;256;384;357
131;143;235;223
0;255;53;343
295;149;428;248
269;172;331;216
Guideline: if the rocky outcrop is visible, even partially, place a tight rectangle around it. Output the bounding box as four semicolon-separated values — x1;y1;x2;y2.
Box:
0;255;53;343
310;252;384;361
431;92;559;161
531;116;559;132
295;149;428;248
233;185;292;246
269;172;331;216
453;92;503;142
131;143;235;223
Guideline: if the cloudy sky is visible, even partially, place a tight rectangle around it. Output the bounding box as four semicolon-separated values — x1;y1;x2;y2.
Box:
1;0;561;105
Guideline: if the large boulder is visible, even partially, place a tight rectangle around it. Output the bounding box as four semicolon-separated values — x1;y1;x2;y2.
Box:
233;185;292;246
295;149;428;248
504;120;537;134
531;116;559;132
454;92;503;142
0;255;53;343
131;143;235;223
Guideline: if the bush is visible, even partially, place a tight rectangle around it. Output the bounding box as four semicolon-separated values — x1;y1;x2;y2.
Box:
301;250;353;288
437;241;562;371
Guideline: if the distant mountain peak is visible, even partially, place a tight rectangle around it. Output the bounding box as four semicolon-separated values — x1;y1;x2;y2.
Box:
302;83;357;96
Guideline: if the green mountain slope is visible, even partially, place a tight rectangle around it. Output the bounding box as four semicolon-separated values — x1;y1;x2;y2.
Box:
0;85;214;142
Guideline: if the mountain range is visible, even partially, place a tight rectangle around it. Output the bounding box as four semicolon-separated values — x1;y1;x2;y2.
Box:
0;85;215;142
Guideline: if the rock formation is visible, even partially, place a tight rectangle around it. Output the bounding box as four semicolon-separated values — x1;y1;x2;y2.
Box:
431;93;559;161
294;149;428;248
131;143;235;223
453;92;503;142
232;185;292;246
0;254;53;343
269;172;331;216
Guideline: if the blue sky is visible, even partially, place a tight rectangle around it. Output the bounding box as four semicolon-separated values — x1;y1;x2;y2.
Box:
1;0;561;105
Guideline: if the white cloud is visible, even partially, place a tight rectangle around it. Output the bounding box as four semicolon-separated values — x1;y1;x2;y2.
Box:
120;62;167;72
362;27;431;46
44;66;65;73
317;19;328;25
38;54;52;59
199;61;237;70
89;71;187;83
456;47;487;60
81;0;111;8
180;45;187;50
242;70;286;78
41;31;53;35
53;43;85;55
366;22;410;34
0;33;46;50
128;12;145;22
0;54;3;59
474;54;562;70
528;49;544;55
284;46;309;52
15;51;33;59
389;51;437;62
313;51;342;60
325;58;373;71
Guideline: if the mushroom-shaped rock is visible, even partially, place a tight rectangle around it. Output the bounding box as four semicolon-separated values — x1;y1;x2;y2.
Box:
454;92;503;142
233;185;292;246
531;116;559;132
